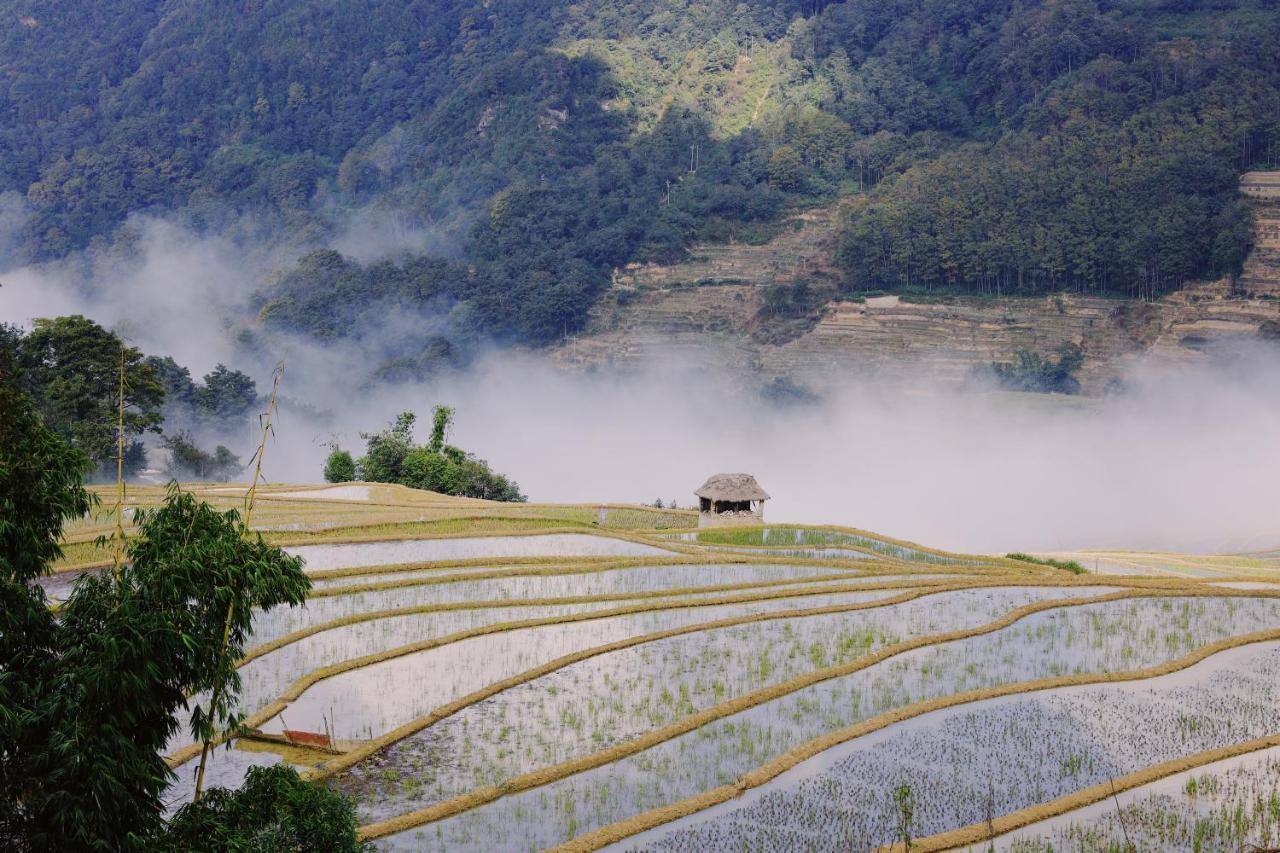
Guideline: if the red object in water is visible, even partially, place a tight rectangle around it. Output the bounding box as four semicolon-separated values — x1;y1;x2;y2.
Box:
284;729;332;748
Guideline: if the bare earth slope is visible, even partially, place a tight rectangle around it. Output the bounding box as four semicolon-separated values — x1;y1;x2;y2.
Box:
551;174;1280;392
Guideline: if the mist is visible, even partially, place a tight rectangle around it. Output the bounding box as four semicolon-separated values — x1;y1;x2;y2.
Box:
4;218;1280;556
317;346;1280;556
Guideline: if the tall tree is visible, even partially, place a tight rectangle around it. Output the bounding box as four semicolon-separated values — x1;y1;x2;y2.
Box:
0;347;95;845
13;316;163;475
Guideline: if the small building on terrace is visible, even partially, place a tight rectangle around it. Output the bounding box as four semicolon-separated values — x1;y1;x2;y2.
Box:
695;473;769;528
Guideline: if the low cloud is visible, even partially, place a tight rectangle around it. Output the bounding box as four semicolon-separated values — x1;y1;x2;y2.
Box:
4;216;1278;556
293;343;1280;556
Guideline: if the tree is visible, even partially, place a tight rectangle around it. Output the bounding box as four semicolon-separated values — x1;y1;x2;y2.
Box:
13;316;163;475
145;355;198;411
356;408;525;501
163;432;242;482
767;145;805;191
357;411;416;483
401;447;463;494
428;405;454;454
323;449;356;483
19;486;309;848
0;348;95;846
159;765;371;852
0;332;377;853
197;364;258;431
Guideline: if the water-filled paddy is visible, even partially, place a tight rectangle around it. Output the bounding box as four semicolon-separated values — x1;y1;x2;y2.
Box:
998;743;1280;851
286;534;674;571
258;589;908;742
383;594;1280;851
632;641;1280;850
335;586;1117;823
166;588;912;802
246;563;871;647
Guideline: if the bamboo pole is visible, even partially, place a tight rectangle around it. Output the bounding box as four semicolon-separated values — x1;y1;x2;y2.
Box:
113;345;126;583
193;365;282;801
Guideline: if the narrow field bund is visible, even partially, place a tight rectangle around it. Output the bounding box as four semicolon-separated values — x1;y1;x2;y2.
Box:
53;514;999;573
334;586;1144;823
978;743;1280;850
168;581;955;768
301;561;868;600
630;636;1280;849
354;585;1280;843
547;624;1280;853
237;562;985;662
167;575;1262;770
920;735;1280;852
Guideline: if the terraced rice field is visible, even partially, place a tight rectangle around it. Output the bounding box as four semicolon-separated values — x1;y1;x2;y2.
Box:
54;483;1280;850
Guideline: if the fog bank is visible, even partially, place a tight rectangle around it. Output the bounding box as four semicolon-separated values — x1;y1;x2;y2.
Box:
3;219;1278;555
346;348;1279;555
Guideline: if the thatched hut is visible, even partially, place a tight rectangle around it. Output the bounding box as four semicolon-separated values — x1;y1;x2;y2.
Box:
695;473;769;527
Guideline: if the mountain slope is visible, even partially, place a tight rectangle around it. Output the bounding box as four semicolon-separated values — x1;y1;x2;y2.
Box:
549;172;1280;392
2;0;1278;365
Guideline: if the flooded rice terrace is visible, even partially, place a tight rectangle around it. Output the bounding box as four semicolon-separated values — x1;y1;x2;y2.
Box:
150;525;1280;851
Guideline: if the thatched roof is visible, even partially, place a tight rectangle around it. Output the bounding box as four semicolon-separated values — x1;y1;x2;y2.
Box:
695;473;769;502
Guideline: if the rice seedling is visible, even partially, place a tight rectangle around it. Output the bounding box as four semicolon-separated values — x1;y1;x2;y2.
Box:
638;641;1280;850
373;595;1280;851
244;562;876;648
331;586;1122;824
1003;744;1280;851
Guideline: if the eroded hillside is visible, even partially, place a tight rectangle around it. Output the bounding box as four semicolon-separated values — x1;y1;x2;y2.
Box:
550;173;1280;392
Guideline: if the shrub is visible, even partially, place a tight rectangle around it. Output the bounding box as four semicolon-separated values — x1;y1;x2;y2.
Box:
323;449;356;483
1007;552;1087;574
160;765;372;852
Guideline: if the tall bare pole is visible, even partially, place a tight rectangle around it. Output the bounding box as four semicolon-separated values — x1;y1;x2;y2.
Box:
113;345;126;582
193;364;283;801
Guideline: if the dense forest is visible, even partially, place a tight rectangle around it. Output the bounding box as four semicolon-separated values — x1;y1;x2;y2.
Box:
2;0;1278;361
2;316;259;479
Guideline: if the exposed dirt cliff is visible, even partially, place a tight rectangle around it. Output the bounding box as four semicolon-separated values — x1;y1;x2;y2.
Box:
550;173;1280;393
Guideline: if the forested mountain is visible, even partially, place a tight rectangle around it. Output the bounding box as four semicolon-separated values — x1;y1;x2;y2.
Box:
3;0;1278;362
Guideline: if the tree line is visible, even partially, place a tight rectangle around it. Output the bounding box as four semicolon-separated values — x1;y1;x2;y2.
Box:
3;0;1279;363
0;346;369;850
2;316;259;481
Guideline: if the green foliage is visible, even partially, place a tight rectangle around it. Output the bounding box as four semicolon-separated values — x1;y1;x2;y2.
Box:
0;374;357;850
160;765;372;852
15;485;308;847
196;365;258;430
0;350;96;846
991;344;1085;395
3;0;1278;356
12;315;164;475
893;783;916;849
162;431;243;482
767;145;806;192
0;348;96;586
1007;552;1089;575
146;356;258;436
357;411;417;484
323;449;357;483
355;409;526;501
830;3;1280;299
128;487;310;750
428;405;454;454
